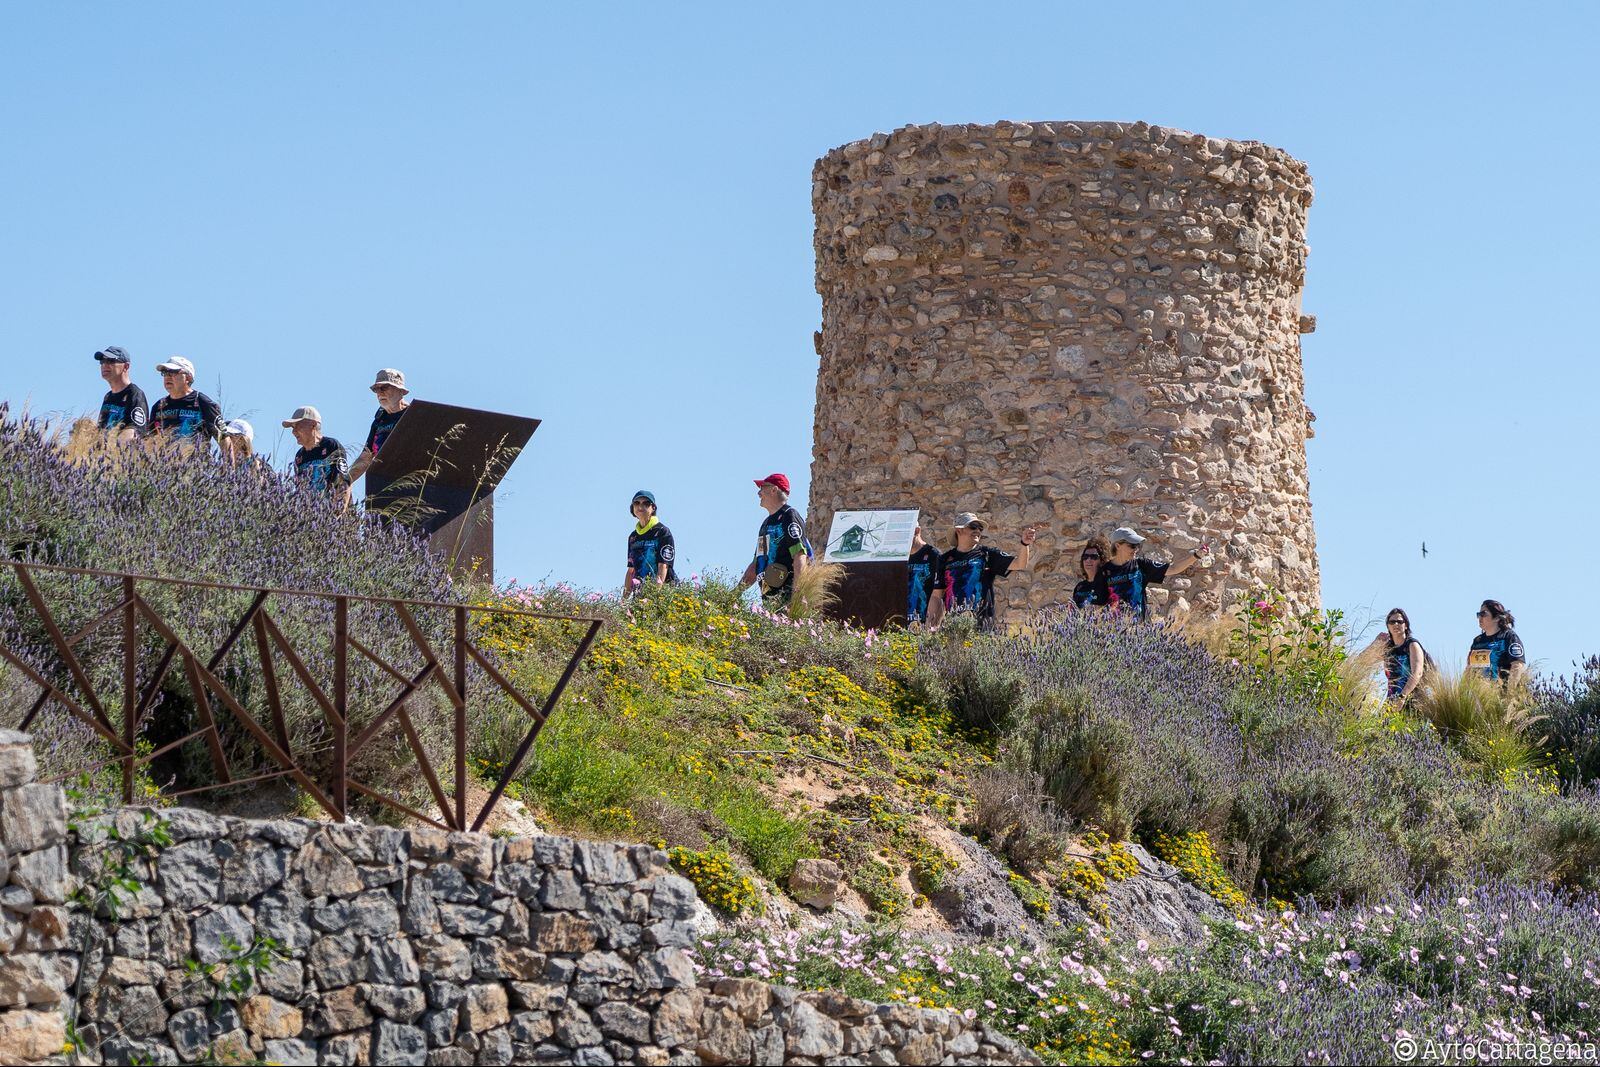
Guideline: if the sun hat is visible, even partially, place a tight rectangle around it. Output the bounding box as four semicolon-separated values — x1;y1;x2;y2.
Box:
281;405;322;428
155;356;195;377
953;512;986;531
222;419;254;445
93;346;130;364
1111;526;1146;545
370;368;409;394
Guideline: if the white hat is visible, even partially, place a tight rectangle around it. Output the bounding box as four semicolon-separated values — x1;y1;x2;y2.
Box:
952;512;986;531
1112;526;1146;545
281;406;322;428
155;356;195;378
222;419;254;445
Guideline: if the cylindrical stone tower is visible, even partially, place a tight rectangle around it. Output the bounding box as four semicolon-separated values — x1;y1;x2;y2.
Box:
809;121;1318;621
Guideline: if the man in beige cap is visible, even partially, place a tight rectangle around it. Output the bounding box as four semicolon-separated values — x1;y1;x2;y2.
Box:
348;368;411;484
282;405;349;505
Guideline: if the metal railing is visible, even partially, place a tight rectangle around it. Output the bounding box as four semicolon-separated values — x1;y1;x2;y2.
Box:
0;561;602;831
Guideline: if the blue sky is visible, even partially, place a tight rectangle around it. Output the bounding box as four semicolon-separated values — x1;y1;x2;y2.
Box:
4;2;1596;676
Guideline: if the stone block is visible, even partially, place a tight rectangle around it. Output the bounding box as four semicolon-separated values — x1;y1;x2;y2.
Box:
0;951;65;1007
0;1007;65;1062
0;783;67;852
241;994;303;1039
462;983;510;1031
788;858;844;909
0;733;37;788
374;1019;429;1065
573;841;634;885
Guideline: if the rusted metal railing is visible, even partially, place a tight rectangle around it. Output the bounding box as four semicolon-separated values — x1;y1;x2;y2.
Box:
0;561;602;831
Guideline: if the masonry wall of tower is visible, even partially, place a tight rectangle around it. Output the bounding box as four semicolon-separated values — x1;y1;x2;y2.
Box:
809;121;1319;621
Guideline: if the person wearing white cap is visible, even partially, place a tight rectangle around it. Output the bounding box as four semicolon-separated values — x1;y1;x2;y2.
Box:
1097;526;1211;622
146;356;223;446
282;406;350;505
926;512;1039;630
219;420;263;469
349;368;411;484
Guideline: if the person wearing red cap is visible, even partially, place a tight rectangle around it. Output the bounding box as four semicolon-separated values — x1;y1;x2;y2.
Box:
737;473;811;608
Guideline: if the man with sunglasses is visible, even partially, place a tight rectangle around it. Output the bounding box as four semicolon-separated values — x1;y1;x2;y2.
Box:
349;368;411;486
93;346;148;443
926;513;1038;629
737;473;810;608
1097;526;1210;622
145;356;223;448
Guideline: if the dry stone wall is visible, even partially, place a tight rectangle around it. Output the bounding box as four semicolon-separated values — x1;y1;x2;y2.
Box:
0;735;1034;1066
0;729;73;1065
810;120;1320;622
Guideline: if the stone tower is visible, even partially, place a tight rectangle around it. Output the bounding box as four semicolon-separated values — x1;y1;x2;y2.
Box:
808;121;1318;621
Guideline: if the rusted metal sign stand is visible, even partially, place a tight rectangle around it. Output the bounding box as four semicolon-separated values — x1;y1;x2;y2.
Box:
0;561;601;832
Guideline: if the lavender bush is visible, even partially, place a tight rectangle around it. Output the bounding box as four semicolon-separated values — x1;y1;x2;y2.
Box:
958;610;1600;904
0;413;459;801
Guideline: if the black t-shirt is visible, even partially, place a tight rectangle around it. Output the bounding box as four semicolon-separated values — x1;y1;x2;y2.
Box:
1469;628;1526;682
754;503;808;601
907;544;941;622
98;384;149;432
1071;578;1103;609
293;437;350;496
146;391;223;443
937;545;1015;624
1381;635;1423;699
1097;557;1170;621
627;521;678;585
364;406;407;459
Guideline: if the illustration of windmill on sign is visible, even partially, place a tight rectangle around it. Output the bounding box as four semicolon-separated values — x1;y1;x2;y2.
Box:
823;509;920;562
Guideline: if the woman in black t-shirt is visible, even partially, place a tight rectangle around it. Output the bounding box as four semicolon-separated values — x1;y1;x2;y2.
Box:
1362;607;1427;703
1071;535;1111;610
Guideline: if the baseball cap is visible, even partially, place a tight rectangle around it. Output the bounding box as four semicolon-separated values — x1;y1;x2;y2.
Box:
630;489;656;515
155;356;195;377
222;419;254;445
1112;526;1146;545
93;346;131;364
953;512;986;531
281;406;322;427
754;473;791;493
370;368;409;394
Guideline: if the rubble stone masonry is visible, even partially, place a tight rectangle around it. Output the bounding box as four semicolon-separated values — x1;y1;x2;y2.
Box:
809;121;1319;621
0;729;1032;1065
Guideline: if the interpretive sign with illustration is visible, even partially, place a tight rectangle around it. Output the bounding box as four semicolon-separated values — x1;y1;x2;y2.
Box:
823;509;919;562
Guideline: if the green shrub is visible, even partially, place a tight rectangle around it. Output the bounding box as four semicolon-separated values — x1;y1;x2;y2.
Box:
1414;668;1545;780
1006;688;1139;838
668;846;763;915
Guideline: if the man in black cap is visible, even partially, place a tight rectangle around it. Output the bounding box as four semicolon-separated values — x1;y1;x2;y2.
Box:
93;346;148;444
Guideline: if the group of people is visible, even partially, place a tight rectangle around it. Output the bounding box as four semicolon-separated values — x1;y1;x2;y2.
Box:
1362;600;1526;701
621;478;1212;631
89;345;1530;694
92;345;413;504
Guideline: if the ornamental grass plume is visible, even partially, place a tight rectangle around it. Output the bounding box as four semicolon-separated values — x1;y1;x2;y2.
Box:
786;559;843;621
1414;665;1546;780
